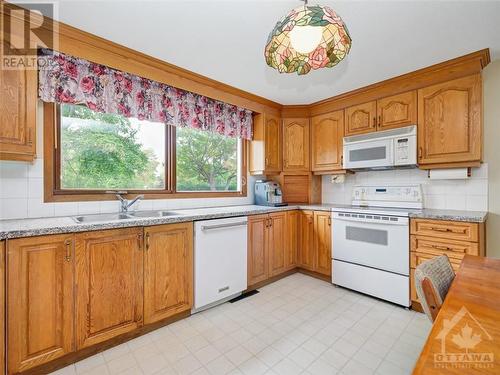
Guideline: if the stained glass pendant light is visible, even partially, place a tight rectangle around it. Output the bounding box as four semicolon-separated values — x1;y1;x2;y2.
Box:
265;0;352;75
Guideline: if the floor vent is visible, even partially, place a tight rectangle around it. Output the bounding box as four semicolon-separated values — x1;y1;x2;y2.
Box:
229;290;259;303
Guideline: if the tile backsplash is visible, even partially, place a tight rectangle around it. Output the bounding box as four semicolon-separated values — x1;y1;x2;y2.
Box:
0;157;256;220
322;164;489;211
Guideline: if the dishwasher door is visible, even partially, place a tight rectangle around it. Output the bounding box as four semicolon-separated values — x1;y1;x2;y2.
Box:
194;216;248;311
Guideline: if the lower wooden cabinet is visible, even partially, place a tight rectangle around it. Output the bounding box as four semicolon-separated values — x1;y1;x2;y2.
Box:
409;218;485;306
6;223;194;374
0;241;4;375
7;234;75;373
299;210;315;271
75;228;144;349
144;223;193;324
314;212;332;276
248;211;296;286
298;211;332;277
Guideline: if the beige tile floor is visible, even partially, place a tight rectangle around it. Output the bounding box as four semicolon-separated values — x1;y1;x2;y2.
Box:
51;273;431;375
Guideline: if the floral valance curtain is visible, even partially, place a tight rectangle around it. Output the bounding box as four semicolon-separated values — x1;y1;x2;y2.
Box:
38;49;253;140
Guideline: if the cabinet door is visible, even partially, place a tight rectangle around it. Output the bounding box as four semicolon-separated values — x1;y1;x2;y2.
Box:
8;234;74;373
418;74;482;166
285;210;299;269
314;212;332;276
144;223;193;324
311;110;344;172
377;91;417;131
269;212;287;277
0;45;37;161
283;118;309;171
345;101;377;136
299;210;315;271
265;115;282;173
75;228;144;349
248;214;269;285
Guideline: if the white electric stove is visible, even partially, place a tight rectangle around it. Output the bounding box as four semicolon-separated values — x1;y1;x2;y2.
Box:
331;185;423;307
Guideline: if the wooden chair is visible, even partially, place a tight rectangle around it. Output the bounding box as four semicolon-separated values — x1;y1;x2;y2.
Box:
414;255;455;322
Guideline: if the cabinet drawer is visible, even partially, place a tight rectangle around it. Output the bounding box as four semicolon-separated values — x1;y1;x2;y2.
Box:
410;251;462;272
410;235;479;260
410;219;478;242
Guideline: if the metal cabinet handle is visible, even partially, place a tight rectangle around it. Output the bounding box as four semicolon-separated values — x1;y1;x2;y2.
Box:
145;233;150;250
201;221;248;231
418;147;423;159
432;244;452;251
328;217;332;226
64;239;72;262
372;117;376;127
378;115;382;127
137;233;143;250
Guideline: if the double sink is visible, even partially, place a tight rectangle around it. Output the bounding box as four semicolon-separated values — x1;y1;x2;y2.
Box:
73;210;184;224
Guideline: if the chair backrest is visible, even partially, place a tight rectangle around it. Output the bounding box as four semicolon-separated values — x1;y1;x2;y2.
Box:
414;255;455;322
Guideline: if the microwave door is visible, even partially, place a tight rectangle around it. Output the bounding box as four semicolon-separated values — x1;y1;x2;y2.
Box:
344;139;394;169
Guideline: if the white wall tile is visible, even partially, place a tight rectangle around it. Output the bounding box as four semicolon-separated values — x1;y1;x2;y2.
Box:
78;202;101;215
0;161;28;178
0;178;28;199
100;201;120;213
28;178;44;198
27;158;44;178
0;198;28;219
27;198;55;218
54;202;79;217
322;167;488;211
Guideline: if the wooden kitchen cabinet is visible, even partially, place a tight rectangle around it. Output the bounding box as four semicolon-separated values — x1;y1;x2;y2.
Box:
409;218;485;307
7;234;75;373
75;228;144;349
311;110;344;172
299;210;315;271
268;212;287;277
283;118;309;172
345;101;377;136
250;113;282;175
417;74;482;168
376;91;417;131
248;214;270;285
285;210;299;269
0;48;37;162
314;211;332;276
144;223;193;324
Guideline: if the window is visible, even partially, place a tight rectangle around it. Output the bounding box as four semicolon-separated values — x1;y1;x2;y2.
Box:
176;127;241;192
47;103;246;200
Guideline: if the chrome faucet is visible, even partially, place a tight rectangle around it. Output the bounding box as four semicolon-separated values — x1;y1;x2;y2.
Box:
116;194;144;213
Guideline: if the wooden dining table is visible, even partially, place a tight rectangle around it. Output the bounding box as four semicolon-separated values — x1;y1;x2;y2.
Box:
413;255;500;374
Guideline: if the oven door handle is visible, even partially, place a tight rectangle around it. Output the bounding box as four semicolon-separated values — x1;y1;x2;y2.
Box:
332;217;408;226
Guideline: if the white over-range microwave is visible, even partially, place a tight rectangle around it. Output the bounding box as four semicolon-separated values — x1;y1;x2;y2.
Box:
343;125;417;170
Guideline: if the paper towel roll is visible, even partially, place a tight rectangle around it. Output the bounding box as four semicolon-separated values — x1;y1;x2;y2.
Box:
428;168;469;180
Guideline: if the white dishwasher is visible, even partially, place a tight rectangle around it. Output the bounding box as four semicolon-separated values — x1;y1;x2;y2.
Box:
194;216;248;311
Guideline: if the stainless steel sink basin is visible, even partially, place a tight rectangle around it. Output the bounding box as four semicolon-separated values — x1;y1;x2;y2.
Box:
73;213;132;223
127;210;181;218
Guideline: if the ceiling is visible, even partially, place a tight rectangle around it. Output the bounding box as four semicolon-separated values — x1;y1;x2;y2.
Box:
51;1;500;105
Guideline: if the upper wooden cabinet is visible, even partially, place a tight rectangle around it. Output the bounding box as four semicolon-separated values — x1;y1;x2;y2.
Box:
144;223;193;324
283;118;310;172
417;74;482;168
0;50;37;162
75;228;144;349
250;113;282;175
8;234;75;373
377;91;417;131
311;110;344;172
345;101;377;136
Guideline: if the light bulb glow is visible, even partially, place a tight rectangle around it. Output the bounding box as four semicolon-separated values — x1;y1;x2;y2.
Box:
289;25;323;54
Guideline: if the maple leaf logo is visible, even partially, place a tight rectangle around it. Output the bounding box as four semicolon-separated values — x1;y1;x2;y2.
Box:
452;324;482;353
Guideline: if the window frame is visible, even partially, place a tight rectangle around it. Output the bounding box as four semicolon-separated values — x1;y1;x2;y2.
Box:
43;102;248;202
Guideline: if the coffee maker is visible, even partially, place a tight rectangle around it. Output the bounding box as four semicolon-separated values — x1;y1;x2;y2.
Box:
254;180;287;207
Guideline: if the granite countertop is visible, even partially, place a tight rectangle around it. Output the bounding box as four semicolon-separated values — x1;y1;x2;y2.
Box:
0;204;487;240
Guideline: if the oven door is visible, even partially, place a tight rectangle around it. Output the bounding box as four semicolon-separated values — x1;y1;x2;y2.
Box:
343;138;394;169
332;213;409;275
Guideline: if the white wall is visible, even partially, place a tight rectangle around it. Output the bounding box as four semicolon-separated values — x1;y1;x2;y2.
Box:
0;103;255;220
484;60;500;258
322;166;488;211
